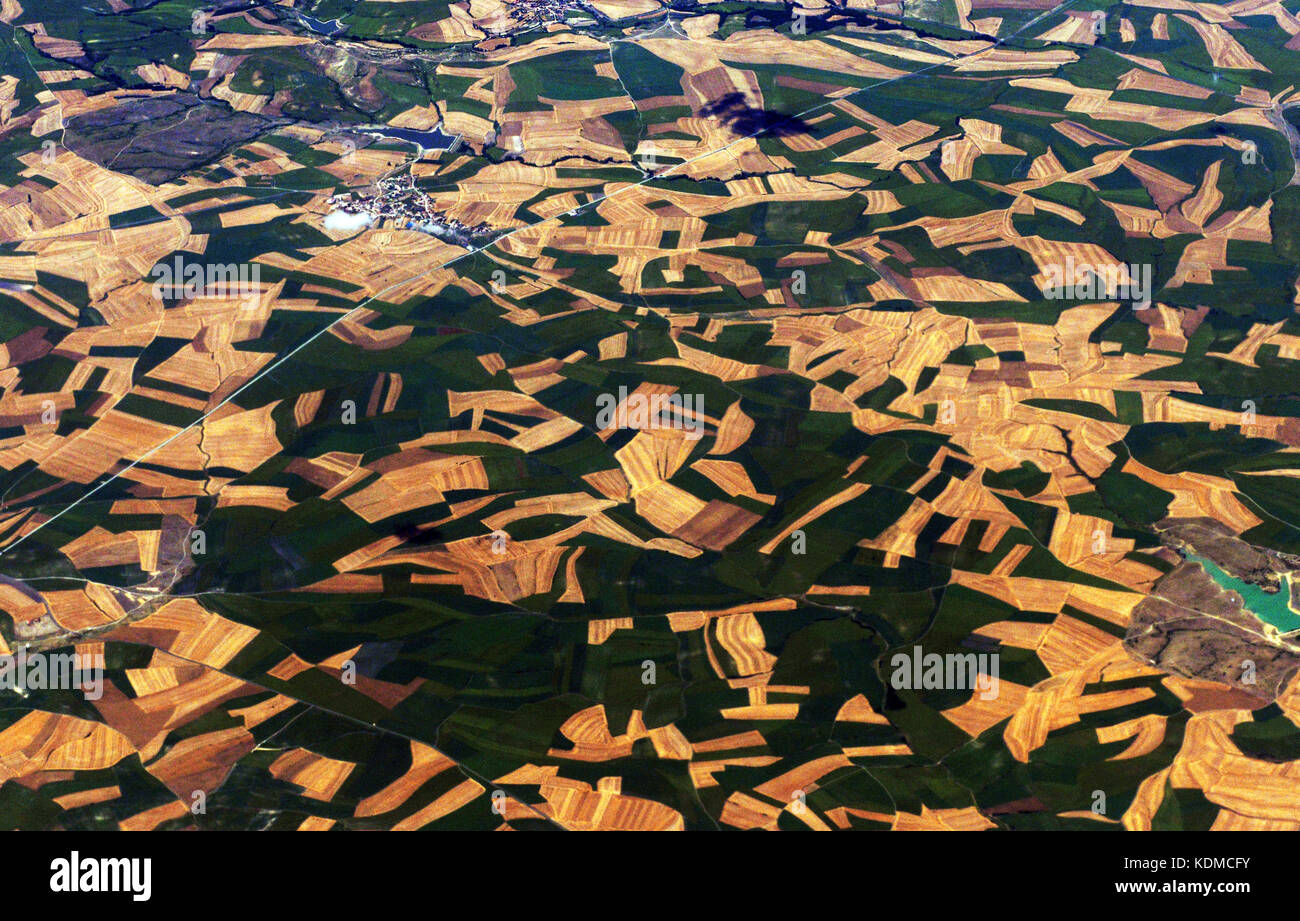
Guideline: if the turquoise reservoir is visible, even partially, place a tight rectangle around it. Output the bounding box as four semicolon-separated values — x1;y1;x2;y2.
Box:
1185;553;1300;634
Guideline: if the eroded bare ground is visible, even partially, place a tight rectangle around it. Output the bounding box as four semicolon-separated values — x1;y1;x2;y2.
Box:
63;94;286;186
1126;519;1300;700
1156;517;1300;590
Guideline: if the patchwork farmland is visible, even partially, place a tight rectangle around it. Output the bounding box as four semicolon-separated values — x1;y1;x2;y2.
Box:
1;0;1300;832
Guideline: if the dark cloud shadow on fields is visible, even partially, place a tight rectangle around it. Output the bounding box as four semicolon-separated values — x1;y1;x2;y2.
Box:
699;93;813;138
393;522;445;546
